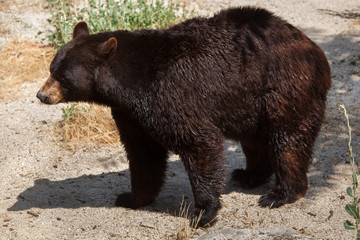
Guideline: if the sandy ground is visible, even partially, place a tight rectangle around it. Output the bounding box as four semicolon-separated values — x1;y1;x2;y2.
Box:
1;0;360;239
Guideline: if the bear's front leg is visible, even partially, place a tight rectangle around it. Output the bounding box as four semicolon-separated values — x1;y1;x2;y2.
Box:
115;128;168;208
112;108;168;209
180;137;226;228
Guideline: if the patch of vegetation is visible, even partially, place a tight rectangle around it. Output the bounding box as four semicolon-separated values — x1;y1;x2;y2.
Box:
61;103;87;121
56;103;119;145
46;0;189;49
0;42;55;100
175;197;204;240
339;105;360;239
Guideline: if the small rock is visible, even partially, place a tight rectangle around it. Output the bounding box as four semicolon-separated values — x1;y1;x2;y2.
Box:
195;227;315;240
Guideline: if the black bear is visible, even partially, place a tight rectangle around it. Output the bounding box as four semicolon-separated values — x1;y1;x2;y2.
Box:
36;7;331;227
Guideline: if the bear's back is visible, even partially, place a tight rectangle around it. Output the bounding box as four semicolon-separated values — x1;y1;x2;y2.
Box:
137;7;331;140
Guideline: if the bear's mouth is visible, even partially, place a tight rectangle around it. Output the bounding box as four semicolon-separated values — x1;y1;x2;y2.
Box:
36;76;64;104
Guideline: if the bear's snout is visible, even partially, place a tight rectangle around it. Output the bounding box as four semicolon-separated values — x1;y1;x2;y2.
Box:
36;91;50;104
36;77;64;104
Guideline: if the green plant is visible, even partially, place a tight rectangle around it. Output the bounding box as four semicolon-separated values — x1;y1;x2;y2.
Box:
61;103;88;121
339;105;360;239
46;0;78;49
46;0;190;49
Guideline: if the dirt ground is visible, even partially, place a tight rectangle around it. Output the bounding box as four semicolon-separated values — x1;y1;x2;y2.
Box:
1;0;360;239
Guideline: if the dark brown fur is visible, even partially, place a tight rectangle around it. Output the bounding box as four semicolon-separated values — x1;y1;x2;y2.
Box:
36;7;331;227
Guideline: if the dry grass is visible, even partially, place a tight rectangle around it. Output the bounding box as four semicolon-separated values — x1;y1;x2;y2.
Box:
0;41;55;100
54;103;119;146
175;197;204;240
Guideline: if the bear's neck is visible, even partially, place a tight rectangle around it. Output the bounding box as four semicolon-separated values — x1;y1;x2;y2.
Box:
93;30;169;106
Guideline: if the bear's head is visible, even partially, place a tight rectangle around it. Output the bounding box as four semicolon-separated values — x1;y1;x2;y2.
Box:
36;22;117;105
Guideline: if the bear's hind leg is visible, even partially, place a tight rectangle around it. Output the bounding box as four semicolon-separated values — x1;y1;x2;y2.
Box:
180;136;226;228
232;141;273;188
258;131;313;208
112;109;168;209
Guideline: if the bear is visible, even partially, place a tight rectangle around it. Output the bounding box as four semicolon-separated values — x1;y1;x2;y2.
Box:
36;7;331;227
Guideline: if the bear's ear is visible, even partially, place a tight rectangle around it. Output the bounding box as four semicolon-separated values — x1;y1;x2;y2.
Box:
73;21;89;39
99;37;118;57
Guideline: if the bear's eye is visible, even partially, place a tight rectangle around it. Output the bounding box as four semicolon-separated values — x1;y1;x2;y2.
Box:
57;76;68;85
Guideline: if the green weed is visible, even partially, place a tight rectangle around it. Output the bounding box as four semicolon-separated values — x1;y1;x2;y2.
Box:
46;0;190;49
339;105;360;239
61;103;88;122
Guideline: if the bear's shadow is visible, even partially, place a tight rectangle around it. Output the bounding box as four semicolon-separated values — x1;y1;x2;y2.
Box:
7;141;328;216
7;160;193;215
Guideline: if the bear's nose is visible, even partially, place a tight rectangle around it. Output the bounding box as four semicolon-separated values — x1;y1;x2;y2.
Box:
36;91;48;103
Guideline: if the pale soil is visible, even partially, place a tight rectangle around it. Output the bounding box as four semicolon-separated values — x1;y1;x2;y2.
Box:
1;0;360;239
